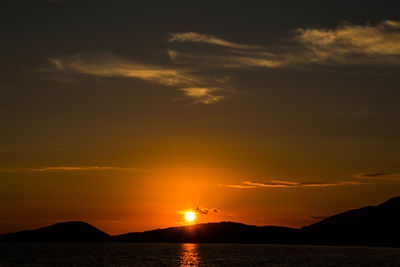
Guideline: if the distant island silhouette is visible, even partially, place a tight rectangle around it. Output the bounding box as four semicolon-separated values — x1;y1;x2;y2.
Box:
1;196;400;247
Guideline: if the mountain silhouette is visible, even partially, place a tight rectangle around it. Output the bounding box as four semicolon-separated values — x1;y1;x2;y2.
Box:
1;196;400;246
114;222;298;244
0;221;110;242
301;196;400;246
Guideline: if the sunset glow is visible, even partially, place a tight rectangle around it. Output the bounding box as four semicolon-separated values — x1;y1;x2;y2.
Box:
1;1;400;238
185;212;196;222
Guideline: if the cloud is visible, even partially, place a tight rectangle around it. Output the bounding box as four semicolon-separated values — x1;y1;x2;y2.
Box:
48;54;198;86
223;172;400;190
28;166;145;172
167;49;285;68
295;20;400;63
225;180;368;189
180;87;225;104
226;55;285;68
225;184;257;189
169;32;264;50
193;207;208;214
355;172;400;180
46;21;400;106
192;207;219;215
0;166;150;173
169;20;400;69
47;58;65;70
48;54;228;104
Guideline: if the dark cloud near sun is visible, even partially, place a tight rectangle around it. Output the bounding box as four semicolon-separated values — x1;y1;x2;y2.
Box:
193;207;219;215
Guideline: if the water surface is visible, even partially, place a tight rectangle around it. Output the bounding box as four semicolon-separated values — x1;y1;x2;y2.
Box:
1;242;400;266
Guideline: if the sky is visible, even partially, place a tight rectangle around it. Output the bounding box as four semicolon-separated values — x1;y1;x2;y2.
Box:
1;0;400;235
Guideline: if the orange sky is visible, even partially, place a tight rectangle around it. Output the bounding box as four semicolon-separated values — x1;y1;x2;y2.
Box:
1;1;400;235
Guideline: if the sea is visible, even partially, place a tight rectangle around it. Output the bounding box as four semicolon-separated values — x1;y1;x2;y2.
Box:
1;242;400;266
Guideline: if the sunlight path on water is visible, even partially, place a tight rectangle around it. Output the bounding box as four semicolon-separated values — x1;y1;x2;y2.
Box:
179;243;200;266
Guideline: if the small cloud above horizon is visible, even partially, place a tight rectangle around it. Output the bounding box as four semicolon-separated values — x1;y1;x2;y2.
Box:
0;166;151;173
180;87;225;104
223;179;369;189
355;172;400;180
192;207;219;215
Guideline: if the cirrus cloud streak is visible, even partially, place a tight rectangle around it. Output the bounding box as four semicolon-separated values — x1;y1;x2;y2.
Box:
48;54;229;104
296;20;400;63
355;172;400;180
169;32;264;50
224;180;369;189
0;166;150;173
169;20;400;68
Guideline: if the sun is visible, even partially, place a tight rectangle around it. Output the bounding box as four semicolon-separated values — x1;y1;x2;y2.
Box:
185;212;196;222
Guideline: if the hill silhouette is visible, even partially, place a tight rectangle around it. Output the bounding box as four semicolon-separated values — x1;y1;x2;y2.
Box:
301;196;400;246
0;221;110;242
1;196;400;246
114;222;298;244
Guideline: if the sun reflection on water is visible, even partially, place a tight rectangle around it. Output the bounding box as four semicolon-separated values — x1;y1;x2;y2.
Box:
179;243;200;266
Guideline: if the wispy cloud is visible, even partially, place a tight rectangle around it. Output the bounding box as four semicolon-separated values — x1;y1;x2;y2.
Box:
224;180;368;189
47;58;65;70
168;33;284;68
225;184;256;189
355;172;400;180
169;32;264;50
48;54;229;104
47;21;400;105
168;49;285;68
295;20;400;63
223;171;400;190
169;20;400;69
48;55;198;86
180;87;224;104
0;166;150;173
27;166;147;172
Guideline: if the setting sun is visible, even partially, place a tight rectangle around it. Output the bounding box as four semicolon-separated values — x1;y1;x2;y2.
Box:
185;212;196;222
